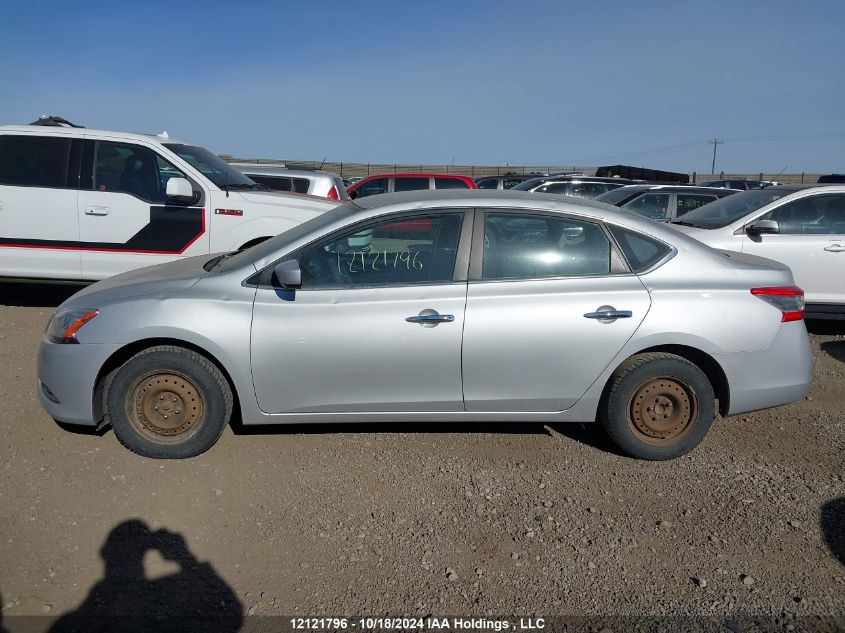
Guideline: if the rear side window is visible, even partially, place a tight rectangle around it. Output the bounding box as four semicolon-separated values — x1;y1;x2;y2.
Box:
0;135;72;188
476;178;499;189
482;213;612;280
534;182;568;194
623;192;671;221
292;178;310;194
608;225;672;273
435;177;470;189
249;175;293;191
394;177;430;192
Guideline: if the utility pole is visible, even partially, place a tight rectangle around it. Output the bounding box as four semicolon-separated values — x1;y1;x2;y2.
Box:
709;138;723;174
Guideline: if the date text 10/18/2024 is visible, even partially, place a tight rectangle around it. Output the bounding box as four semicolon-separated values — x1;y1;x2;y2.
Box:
289;617;546;631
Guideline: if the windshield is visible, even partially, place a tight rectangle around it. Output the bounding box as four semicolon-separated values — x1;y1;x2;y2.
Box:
672;188;796;229
594;186;646;206
214;202;361;273
164;143;257;189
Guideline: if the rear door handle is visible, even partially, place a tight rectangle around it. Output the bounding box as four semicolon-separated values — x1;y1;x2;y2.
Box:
824;244;845;252
83;206;110;216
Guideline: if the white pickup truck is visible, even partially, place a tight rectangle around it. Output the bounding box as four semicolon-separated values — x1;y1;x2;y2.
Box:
0;119;339;280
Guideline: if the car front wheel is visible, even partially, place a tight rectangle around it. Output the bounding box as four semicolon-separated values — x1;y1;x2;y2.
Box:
599;352;716;460
106;346;233;459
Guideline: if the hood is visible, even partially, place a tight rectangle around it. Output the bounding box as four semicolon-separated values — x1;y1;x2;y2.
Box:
236;190;338;211
62;254;215;308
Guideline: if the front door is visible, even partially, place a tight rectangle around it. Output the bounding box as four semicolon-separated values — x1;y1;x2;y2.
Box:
77;140;207;279
462;211;651;411
742;192;845;304
250;210;470;413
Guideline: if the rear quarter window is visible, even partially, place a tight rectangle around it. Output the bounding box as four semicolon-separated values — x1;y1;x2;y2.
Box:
608;225;672;273
435;177;470;189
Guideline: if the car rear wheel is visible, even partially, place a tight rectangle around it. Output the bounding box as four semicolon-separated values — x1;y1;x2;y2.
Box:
106;346;233;459
599;352;715;460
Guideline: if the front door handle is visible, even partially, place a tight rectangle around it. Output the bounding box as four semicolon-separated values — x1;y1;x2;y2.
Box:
83;206;110;216
406;309;455;327
584;306;633;323
824;244;845;253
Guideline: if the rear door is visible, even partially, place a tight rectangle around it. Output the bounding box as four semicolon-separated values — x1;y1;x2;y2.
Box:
741;192;845;304
0;134;82;279
461;210;651;411
77;139;208;279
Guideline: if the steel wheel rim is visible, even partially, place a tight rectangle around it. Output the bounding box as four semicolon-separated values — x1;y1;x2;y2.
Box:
126;371;204;445
627;376;698;446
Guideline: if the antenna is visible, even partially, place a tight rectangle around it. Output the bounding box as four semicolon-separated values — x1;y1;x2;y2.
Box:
318;156;326;169
763;166;788;188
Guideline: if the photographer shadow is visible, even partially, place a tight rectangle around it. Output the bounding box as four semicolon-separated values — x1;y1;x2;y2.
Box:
50;519;242;633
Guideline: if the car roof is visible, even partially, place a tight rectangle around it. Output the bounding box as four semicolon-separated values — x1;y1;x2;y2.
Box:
232;164;341;179
0;124;192;146
358;173;473;179
618;184;740;192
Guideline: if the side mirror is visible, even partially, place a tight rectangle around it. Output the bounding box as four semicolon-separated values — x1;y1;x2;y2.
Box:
166;177;195;203
273;259;301;289
746;219;780;235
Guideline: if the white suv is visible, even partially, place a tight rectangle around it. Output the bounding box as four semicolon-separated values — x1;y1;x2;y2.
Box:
0;122;339;281
669;184;845;319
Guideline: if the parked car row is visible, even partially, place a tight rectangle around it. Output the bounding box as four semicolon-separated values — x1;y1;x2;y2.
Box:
0;119;839;462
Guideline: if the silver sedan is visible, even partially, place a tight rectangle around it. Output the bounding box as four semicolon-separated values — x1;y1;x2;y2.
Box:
37;191;813;460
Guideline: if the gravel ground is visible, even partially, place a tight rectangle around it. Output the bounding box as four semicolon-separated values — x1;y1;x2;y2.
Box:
0;281;843;632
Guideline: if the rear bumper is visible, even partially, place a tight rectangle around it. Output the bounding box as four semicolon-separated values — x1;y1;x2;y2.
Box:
716;321;813;416
37;337;122;425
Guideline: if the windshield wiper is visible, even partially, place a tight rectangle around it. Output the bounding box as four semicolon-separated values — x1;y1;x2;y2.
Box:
204;248;246;272
670;220;697;227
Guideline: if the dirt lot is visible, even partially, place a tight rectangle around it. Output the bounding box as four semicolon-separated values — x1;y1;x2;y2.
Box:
0;281;843;632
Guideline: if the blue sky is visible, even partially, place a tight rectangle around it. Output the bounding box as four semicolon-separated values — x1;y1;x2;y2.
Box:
2;0;843;173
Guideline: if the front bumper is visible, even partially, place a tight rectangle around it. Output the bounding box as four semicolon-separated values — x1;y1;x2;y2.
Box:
716;321;813;416
37;337;123;425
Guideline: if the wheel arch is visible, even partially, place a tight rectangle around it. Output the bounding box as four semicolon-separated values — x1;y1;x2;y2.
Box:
601;344;730;417
92;337;242;429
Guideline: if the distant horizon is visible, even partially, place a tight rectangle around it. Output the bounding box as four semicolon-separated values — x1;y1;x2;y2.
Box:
3;0;843;173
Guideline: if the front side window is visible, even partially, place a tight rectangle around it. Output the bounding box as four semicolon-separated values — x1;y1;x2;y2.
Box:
482;213;612;280
354;177;388;198
0;135;72;188
623;193;671;221
297;212;463;288
394;177;430;192
476;178;499;189
676;194;717;216
435;177;470;189
759;194;845;235
93;142;191;204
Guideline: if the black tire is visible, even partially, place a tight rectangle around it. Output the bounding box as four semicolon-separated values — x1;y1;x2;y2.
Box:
599;352;716;461
105;345;233;459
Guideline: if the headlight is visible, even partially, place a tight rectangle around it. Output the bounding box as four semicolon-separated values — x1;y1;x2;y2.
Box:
46;308;99;343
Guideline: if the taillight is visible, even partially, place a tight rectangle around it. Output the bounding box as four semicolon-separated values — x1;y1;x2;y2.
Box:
750;286;805;322
327;186;339;200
